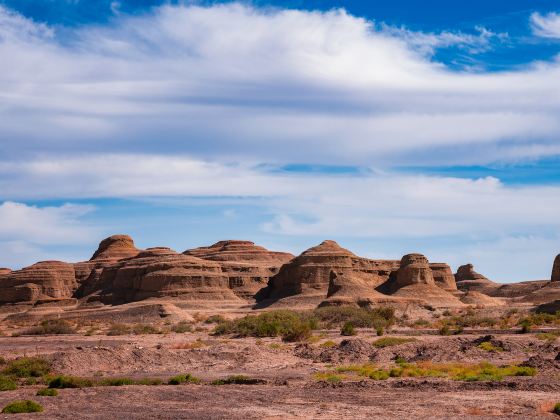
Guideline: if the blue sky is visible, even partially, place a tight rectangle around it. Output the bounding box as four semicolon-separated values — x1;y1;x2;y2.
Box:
0;1;560;281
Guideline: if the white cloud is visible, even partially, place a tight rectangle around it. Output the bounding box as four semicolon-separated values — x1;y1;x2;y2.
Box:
0;4;558;166
531;12;560;39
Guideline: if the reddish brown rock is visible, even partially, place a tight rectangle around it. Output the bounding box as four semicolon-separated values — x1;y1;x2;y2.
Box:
261;240;399;307
74;235;141;298
0;268;11;276
552;254;560;282
185;240;294;300
185;240;293;263
0;261;77;304
391;254;464;308
454;264;499;295
429;263;457;291
97;248;242;305
460;291;505;307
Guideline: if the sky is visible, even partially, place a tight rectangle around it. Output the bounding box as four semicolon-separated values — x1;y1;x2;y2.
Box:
0;1;560;282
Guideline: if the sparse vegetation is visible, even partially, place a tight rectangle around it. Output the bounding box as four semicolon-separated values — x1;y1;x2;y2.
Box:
536;332;560;341
340;322;356;336
2;357;50;378
2;400;43;414
205;315;226;324
313;307;395;330
23;319;76;335
48;375;93;389
477;341;504;352
372;337;415;348
319;340;337;348
321;361;536;382
0;376;17;391
553;402;560;415
106;323;131;336
211;375;263;385
36;388;58;396
168;374;201;385
171;321;192;333
313;372;344;383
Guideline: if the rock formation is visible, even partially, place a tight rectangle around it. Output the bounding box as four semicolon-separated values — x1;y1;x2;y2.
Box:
74;234;140;298
460;291;505;307
454;264;499;295
185;240;293;300
0;268;11;276
552;254;560;282
391;254;464;307
0;261;77;305
429;263;457;291
96;247;242;305
261;240;399;307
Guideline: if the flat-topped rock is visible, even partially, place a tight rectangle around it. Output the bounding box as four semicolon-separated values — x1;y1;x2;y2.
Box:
552;254;560;282
185;240;293;263
455;264;499;294
96;252;242;304
0;261;77;304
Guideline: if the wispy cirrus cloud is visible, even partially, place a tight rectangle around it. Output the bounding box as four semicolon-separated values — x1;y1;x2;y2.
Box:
530;11;560;39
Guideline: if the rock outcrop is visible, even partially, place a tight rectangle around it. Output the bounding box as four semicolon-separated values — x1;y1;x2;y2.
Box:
74;235;141;298
0;268;11;276
0;261;77;305
391;254;464;307
455;264;499;295
261;240;399;307
460;291;505;307
185;240;293;300
552;254;560;282
429;263;457;291
95;248;242;305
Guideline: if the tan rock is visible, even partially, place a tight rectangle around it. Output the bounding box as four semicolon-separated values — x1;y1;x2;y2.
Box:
97;249;242;304
0;261;77;304
429;263;457;291
263;240;399;306
455;264;499;295
392;254;464;308
460;291;505;307
185;240;294;300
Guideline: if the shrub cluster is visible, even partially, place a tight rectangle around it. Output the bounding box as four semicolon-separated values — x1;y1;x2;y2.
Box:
2;357;51;378
168;374;200;385
211;375;263;385
22;319;76;335
372;337;415;348
2;400;43;414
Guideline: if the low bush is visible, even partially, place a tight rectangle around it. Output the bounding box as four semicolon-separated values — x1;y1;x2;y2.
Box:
99;378;136;386
1;400;43;414
132;324;161;335
106;323;131;336
2;357;50;378
313;307;395;330
554;402;560;415
536;332;560;342
167;374;201;385
211;375;263;385
477;341;504;352
23;319;76;335
213;310;317;341
205;315;227;324
313;372;343;383
340;322;356;336
36;388;58;396
171;321;192;333
319;340;337;348
372;337;415;348
0;376;17;391
48;375;93;389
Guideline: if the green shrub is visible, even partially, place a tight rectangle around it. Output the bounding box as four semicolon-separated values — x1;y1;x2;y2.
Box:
132;324;161;335
213;310;317;339
340;322;356;336
375;326;384;336
168;374;201;385
439;325;451;336
477;341;504;352
0;376;17;391
519;320;532;334
281;322;312;342
136;378;163;386
23;319;76;335
553;402;560;415
211;375;263;385
48;375;93;389
171;321;192;333
313;307;395;329
413;319;431;328
372;337;415;348
536;332;560;341
36;388;58;396
2;400;43;414
2;357;50;378
99;378;135;386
